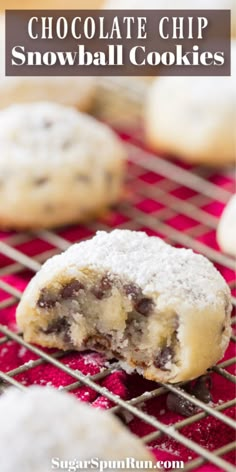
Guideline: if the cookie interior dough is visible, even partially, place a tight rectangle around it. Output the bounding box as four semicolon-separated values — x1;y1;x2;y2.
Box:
217;194;236;257
16;230;232;384
145;41;236;166
0;386;154;472
0;102;125;229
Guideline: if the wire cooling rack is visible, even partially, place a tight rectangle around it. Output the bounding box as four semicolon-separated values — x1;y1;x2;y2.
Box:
0;77;235;472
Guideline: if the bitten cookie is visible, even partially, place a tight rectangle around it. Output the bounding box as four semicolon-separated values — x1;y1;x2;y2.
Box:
0;387;154;472
104;0;236;37
0;102;125;229
217;195;236;257
145;42;236;166
16;230;232;383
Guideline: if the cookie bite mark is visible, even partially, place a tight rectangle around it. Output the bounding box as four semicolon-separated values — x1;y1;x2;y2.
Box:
22;271;180;382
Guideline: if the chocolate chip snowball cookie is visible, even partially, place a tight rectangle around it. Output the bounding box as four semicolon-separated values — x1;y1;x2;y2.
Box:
17;230;232;383
0;387;154;472
145;42;236;166
217;195;236;258
0;102;125;229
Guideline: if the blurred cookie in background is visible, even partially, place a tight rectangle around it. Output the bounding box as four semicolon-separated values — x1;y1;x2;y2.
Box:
0;102;125;230
104;0;236;38
145;42;236;166
0;0;103;9
0;75;95;111
217;195;236;257
0;387;154;472
0;14;95;111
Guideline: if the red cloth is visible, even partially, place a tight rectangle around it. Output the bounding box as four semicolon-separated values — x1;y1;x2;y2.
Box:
0;137;235;471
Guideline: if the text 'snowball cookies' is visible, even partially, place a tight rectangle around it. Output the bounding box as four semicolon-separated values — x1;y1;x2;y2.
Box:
0;387;154;472
0;102;125;229
17;230;232;383
217;195;236;258
145;42;236;166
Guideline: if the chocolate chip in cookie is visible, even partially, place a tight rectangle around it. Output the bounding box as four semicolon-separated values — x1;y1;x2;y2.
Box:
60;280;84;299
154;346;173;370
37;289;58;309
43;317;70;335
135;298;154;316
85;335;111;351
91;275;112;300
34;177;49;186
123;283;140;301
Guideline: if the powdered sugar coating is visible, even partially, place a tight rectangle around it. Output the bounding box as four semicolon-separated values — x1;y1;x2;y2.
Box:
0;103;124;229
0;102;123;170
0;386;153;472
17;230;231;383
34;230;230;311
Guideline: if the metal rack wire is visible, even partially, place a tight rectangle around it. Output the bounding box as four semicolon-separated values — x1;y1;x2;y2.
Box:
0;77;235;472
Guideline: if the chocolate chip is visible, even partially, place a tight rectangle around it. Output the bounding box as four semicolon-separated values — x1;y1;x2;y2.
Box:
62;139;72;150
188;375;212;404
43;119;53;128
37;290;57;309
123;283;140;301
60;280;84;299
44;204;54;213
91;275;112;300
34;177;49;186
166;375;212;417
154;346;173;370
86;335;111;351
105;171;113;187
75;174;91;182
173;315;179;331
167;392;199;417
43;317;70;335
135;298;154;315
